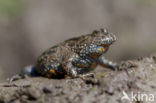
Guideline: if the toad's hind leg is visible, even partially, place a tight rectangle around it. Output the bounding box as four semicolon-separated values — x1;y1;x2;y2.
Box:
62;60;94;79
44;65;66;79
8;65;38;83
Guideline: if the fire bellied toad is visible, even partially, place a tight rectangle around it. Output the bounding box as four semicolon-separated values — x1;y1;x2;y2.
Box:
9;28;117;82
35;28;117;78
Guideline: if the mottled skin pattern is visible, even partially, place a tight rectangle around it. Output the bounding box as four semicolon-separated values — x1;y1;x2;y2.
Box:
9;28;117;82
35;28;117;78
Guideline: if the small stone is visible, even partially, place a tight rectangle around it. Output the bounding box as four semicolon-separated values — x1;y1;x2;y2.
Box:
137;57;143;61
152;56;156;62
43;87;52;94
26;87;41;100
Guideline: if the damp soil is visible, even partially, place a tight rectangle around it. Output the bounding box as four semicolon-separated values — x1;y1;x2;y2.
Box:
0;54;156;103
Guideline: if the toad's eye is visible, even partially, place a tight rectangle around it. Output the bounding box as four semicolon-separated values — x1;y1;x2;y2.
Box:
93;30;100;36
100;28;108;35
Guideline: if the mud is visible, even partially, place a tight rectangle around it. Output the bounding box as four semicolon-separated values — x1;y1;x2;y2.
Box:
0;55;156;103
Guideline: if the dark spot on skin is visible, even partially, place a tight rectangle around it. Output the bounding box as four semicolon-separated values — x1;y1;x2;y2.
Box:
68;42;75;47
79;39;87;44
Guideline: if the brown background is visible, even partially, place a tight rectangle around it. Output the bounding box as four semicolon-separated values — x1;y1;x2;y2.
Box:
0;0;156;81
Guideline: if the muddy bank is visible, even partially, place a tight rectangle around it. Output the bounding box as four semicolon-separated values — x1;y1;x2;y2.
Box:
0;55;156;103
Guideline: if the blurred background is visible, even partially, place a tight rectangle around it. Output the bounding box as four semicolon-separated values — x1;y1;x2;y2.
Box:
0;0;156;81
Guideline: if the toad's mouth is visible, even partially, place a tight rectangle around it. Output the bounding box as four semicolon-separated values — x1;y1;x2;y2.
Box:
101;33;117;45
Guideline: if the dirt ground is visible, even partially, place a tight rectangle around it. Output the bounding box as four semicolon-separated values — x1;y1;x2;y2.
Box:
0;54;156;103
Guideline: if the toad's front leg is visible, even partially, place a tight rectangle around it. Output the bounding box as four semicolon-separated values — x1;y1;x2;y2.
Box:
98;55;117;70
